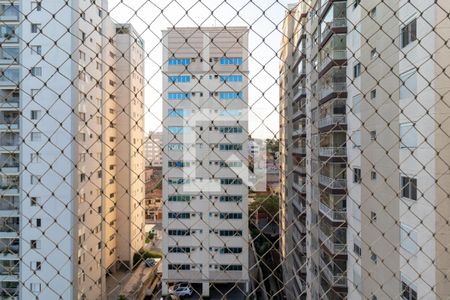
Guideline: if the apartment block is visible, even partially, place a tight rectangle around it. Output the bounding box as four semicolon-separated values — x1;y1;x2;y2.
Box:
161;27;250;297
145;131;162;167
281;0;450;299
0;1;144;299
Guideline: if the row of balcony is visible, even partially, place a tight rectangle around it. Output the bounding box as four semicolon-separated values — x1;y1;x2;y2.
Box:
319;174;346;189
318;115;346;129
319;147;346;158
319;229;346;255
319;202;346;222
320;257;347;288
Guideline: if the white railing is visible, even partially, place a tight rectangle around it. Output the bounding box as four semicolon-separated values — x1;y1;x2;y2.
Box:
293;182;306;193
292;147;306;155
320;258;347;287
319;147;347;157
294;87;307;100
320;18;347;41
319;50;347;71
319;202;346;222
318;115;346;128
293;200;306;214
319;230;346;254
319;82;346;99
294;165;306;174
293;128;306;136
319;174;346;189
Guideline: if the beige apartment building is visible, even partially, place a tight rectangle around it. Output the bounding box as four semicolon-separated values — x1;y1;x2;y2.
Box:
161;27;250;297
0;1;145;299
280;1;450;300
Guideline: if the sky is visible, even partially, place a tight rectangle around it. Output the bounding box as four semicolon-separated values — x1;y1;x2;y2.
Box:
108;0;293;139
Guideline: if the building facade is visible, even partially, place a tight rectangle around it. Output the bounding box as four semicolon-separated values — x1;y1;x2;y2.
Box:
145;131;162;167
280;1;450;299
161;27;250;297
0;1;145;299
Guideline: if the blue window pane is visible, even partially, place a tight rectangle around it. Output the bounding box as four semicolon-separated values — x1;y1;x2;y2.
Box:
168;109;190;117
168;58;191;65
220;57;243;65
168;75;191;83
168;92;190;100
220;75;243;82
219;91;242;100
168;126;192;134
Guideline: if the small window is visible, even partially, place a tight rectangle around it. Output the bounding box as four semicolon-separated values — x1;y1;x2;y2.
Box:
370;48;377;59
401;278;418;300
31;239;41;249
370;130;376;141
371;171;377;180
353;130;361;148
30;283;41;294
370;211;377;222
400;176;417;200
31;45;42;55
369;7;377;17
400;123;417;148
31;24;41;33
353;63;361;78
370;251;378;263
31;67;42;77
31;2;42;11
353;243;362;256
31;197;39;206
370;89;377;99
353;168;361;183
31;110;41;120
31;132;42;141
401;19;417;48
353;0;361;8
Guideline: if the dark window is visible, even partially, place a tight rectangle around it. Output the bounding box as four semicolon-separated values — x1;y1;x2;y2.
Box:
401;19;417;48
401;176;417;200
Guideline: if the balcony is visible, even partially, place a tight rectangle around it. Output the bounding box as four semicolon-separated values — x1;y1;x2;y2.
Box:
0;4;20;21
319;82;346;101
318;115;346;128
319;50;346;72
319;147;346;158
0;196;18;211
293;182;306;194
320;258;347;287
319;174;346;189
0;133;19;151
0;69;19;86
294;87;307;101
0;90;19;109
321;18;346;42
0;217;19;234
294;165;306;174
0;111;19;130
292;147;306;156
0;47;19;65
319;229;346;254
293;127;306;136
293;200;306;215
0;282;18;299
0;261;19;276
0;238;19;256
0;176;19;195
319;202;346;222
0;25;18;44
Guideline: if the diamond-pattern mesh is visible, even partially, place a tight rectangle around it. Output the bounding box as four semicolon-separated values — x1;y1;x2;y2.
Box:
0;0;449;299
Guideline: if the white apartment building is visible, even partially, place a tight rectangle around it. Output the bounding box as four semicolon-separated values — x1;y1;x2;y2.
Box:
145;131;162;167
161;27;250;297
0;1;145;299
280;1;450;300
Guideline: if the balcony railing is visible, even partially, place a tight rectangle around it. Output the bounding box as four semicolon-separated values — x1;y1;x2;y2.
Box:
0;222;19;232
0;98;19;108
0;5;20;21
293;127;306;136
319;82;346;100
292;147;306;155
319;174;346;189
319;147;347;157
321;18;347;41
293;200;306;215
319;50;346;71
320;258;347;287
294;87;307;100
0;265;19;275
319;229;346;254
294;165;306;174
318;115;346;128
0;198;18;210
0;69;19;86
293;182;306;193
319;202;346;222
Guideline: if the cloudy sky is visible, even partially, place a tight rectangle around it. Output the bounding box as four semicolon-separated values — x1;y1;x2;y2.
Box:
108;0;293;139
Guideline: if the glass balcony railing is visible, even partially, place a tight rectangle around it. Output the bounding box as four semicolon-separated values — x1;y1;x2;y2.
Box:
0;5;20;21
0;25;18;43
319;50;346;72
319;82;346;100
0;48;19;63
0;112;19;130
0;91;19;108
320;258;347;287
319;202;346;221
319;229;346;254
0;133;19;150
0;217;19;233
0;69;19;86
319;147;346;157
0;238;19;255
318;115;346;128
0;196;19;211
319;174;346;189
0;262;19;276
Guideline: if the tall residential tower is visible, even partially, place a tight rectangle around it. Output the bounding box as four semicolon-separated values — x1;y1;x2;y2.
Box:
161;27;249;297
0;1;145;299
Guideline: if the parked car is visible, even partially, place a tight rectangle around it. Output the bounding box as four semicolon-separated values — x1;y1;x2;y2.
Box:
170;287;193;297
144;258;156;267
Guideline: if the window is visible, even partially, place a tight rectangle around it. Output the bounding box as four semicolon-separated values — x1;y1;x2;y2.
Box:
220;57;243;65
31;218;41;227
31;110;41;120
220;75;243;82
370;130;376;140
31;1;42;11
31;261;42;271
31;196;39;206
219;91;242;100
168;75;190;83
400;176;417;200
30;153;40;163
400;223;418;253
30;283;41;294
219;212;243;219
370;89;377;99
370;211;377;222
353;62;361;78
353;242;362;256
400;123;417;148
31;132;42;142
168;58;191;65
31;67;42;77
370;48;377;59
401;19;417;48
352;130;361;148
399;70;417;99
219;195;242;202
31;45;42;55
219;230;242;236
370;252;378;263
168;195;191;202
353;168;361;183
371;171;377;180
401;277;418;300
353;0;361;9
31;239;40;249
370;6;377;17
168;212;191;219
168;264;191;270
168;92;190;100
31;23;41;33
